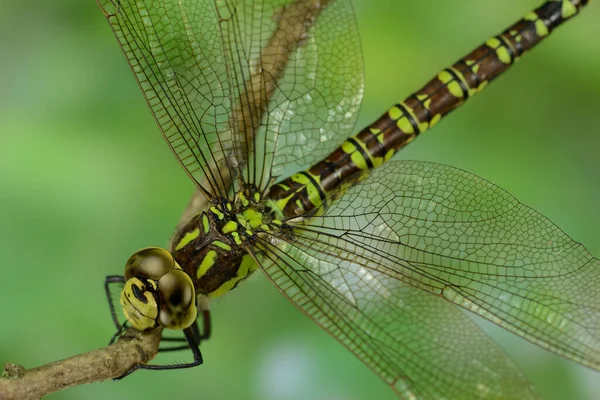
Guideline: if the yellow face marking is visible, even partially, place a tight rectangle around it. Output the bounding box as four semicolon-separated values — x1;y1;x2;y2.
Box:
196;250;218;279
120;278;159;330
212;240;231;251
253;192;260;202
226;202;233;212
174;227;200;251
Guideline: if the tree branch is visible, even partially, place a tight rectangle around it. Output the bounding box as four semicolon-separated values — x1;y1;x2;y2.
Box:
0;329;162;400
0;0;329;398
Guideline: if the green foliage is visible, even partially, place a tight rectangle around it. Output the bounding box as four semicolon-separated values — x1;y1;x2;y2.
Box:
0;1;598;399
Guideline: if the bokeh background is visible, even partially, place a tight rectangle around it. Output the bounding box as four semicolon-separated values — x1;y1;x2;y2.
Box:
1;1;599;399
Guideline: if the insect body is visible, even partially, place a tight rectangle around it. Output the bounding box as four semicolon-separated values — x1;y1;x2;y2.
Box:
98;0;599;398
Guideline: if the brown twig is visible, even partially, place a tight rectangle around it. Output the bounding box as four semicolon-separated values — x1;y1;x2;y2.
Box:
0;0;329;398
0;328;162;400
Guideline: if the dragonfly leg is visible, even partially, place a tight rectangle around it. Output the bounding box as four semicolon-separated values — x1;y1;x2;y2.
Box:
104;275;125;332
157;310;211;352
114;326;203;379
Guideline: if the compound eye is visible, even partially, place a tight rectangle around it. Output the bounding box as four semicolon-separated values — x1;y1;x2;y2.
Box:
157;270;197;330
124;247;175;281
120;277;160;331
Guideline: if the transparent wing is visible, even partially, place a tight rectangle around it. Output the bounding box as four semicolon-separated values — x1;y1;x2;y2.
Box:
97;0;363;197
256;240;539;399
98;0;231;199
256;160;600;398
246;0;364;188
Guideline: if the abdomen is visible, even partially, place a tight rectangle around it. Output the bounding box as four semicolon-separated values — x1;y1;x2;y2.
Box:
267;0;588;218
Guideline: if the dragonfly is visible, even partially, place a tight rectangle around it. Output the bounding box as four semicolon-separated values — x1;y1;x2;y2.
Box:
97;0;599;398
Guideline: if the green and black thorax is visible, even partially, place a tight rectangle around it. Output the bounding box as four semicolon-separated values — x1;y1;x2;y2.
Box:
171;189;286;298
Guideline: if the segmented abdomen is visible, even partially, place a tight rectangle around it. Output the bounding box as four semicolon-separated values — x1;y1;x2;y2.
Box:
267;0;589;218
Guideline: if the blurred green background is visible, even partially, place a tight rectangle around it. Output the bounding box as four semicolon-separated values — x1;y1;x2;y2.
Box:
1;1;599;399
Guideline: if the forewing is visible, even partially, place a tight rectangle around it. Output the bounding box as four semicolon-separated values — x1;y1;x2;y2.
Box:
207;0;364;190
241;0;364;189
97;0;363;197
98;0;235;198
257;160;600;397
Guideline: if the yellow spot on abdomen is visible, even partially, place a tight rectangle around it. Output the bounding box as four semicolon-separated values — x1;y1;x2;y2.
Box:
562;1;577;18
486;37;512;64
438;70;465;99
523;12;549;36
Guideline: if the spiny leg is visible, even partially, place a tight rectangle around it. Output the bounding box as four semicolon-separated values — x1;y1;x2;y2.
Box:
104;275;126;335
158;310;212;352
114;326;204;380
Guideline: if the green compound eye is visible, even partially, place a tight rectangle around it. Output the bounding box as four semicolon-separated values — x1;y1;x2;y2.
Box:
156;269;197;330
124;247;175;281
121;247;197;331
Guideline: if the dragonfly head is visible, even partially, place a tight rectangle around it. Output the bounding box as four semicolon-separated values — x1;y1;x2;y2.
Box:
120;246;197;331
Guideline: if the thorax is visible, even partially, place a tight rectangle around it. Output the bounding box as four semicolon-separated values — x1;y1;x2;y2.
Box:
170;191;282;297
